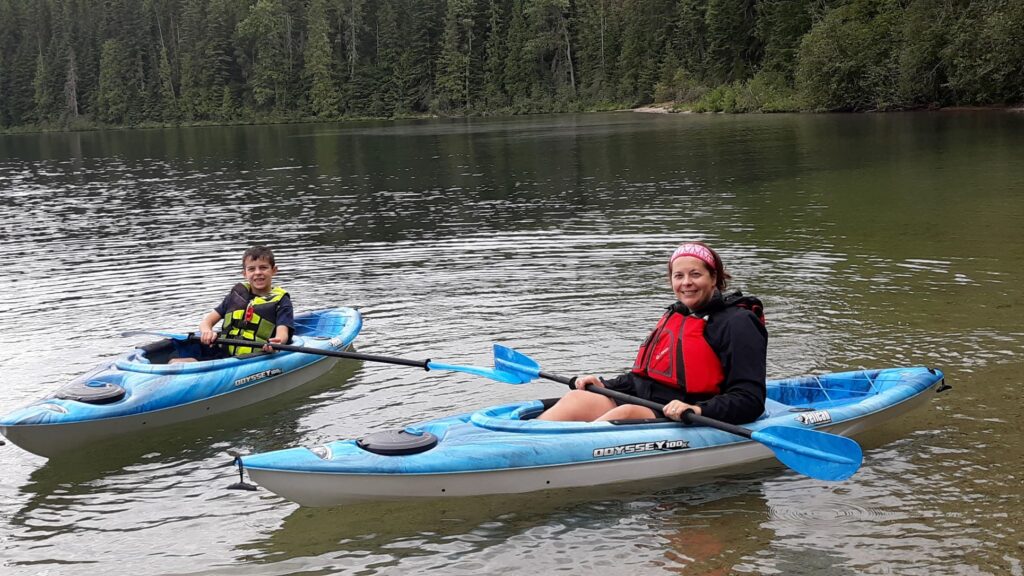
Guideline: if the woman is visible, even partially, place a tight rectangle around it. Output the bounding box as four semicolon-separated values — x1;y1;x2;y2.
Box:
538;241;767;425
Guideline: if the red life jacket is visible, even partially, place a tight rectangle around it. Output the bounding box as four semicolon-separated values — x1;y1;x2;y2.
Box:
631;293;765;394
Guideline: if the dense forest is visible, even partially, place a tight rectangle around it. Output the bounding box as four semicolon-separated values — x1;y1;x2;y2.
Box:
1;0;1022;131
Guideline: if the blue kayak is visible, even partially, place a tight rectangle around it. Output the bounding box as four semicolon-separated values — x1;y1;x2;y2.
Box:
0;307;362;458
239;366;945;507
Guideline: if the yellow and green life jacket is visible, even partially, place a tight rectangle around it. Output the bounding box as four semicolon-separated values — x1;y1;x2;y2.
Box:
220;283;288;356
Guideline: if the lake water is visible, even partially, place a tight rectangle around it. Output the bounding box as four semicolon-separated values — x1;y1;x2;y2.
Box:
0;111;1021;575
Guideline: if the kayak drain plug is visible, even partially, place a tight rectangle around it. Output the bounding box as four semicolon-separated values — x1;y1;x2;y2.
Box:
226;451;257;492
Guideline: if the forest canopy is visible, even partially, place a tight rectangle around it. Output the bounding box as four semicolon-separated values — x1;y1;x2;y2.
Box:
1;0;1022;130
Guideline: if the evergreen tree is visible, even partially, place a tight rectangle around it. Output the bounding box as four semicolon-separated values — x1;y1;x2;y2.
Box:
616;2;646;102
755;0;812;84
574;0;618;103
107;0;150;124
672;0;708;79
525;0;576;99
58;0;85;124
176;0;206;120
207;0;242;119
335;0;366;112
33;50;55;122
480;0;508;108
304;0;339;117
158;45;178;121
64;46;80;122
375;0;405;115
436;0;475;111
69;0;100;119
704;0;757;83
405;0;443;112
236;0;291;111
27;0;58;124
95;38;133;123
504;0;534;109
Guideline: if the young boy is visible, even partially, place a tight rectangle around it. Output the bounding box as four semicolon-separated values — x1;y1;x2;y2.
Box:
174;246;294;362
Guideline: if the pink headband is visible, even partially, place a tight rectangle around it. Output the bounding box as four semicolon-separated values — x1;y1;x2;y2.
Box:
669;243;716;270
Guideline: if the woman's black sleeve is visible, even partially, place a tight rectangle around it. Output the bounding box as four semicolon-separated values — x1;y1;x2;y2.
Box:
696;310;768;424
600;371;641;393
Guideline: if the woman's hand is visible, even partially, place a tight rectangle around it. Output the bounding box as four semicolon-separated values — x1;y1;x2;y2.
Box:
663;400;701;422
574;374;604;390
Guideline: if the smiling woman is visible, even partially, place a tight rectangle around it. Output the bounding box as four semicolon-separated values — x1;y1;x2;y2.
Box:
669;242;726;309
537;241;768;425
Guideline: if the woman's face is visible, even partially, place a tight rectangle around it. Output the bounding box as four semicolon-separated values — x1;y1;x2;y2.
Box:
671;256;716;310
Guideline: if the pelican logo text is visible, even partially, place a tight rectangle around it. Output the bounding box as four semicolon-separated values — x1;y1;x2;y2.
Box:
233;368;283;387
593;440;689;458
795;410;832;425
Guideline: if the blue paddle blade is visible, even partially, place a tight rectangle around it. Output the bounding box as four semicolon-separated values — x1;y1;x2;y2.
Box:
752;425;863;481
425;360;532;384
492;344;542;383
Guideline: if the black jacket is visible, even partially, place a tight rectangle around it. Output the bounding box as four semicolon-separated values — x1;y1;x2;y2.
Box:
604;291;768;425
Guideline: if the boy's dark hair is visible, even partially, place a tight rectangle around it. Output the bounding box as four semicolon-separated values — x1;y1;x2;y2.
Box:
243;245;276;267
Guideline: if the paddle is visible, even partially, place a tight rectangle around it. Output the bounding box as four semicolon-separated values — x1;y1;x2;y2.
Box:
491;344;862;481
120;330;530;384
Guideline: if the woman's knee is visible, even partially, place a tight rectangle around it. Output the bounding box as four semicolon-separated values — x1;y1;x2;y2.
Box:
540;390;615;421
596;404;656;421
571;390;616;410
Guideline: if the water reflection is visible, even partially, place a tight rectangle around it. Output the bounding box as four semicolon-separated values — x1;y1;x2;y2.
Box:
660;491;773;576
238;476;779;574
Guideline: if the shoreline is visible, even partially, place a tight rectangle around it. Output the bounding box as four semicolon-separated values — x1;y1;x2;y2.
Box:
3;104;1023;135
632;102;1024;114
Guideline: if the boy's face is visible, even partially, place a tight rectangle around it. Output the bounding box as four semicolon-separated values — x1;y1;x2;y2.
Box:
242;256;278;294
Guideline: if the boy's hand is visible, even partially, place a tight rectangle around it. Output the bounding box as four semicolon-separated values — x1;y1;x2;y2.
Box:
263;337;284;353
198;311;222;346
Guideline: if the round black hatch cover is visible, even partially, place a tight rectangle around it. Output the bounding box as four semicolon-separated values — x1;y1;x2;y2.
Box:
357;429;438;456
54;380;126;404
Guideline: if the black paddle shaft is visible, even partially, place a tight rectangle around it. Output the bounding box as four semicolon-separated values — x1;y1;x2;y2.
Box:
212;337;432;370
538;370;754;439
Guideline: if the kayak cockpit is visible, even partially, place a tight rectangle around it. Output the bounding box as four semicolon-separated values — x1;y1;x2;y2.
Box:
129;338;190;365
465;397;798;434
470;400;687;434
122;338;276;366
